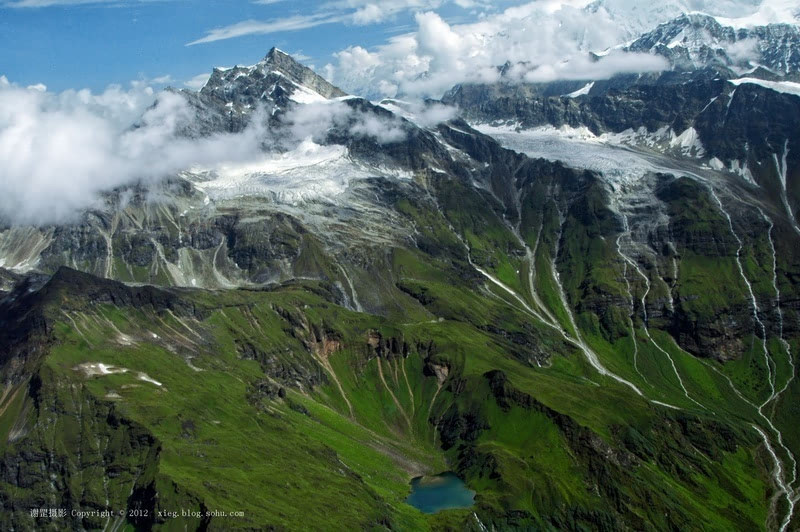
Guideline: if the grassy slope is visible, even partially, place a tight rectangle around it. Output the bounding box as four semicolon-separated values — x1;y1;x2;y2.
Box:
0;169;796;530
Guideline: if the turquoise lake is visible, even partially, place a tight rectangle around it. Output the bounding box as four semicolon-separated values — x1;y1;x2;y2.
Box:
405;472;475;514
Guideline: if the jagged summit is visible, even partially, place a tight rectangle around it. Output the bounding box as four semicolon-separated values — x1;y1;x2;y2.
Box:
201;47;346;102
184;47;350;134
261;47;348;99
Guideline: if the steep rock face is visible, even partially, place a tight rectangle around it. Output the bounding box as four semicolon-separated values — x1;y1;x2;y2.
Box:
437;121;643;344
257;47;348;100
694;81;800;221
655;178;755;360
442;71;729;133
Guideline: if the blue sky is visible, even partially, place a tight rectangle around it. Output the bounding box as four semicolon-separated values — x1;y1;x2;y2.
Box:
1;1;791;94
0;0;508;92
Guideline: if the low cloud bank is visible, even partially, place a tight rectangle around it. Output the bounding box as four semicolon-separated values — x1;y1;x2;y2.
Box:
326;4;671;98
282;98;411;145
0;78;437;226
0;79;273;225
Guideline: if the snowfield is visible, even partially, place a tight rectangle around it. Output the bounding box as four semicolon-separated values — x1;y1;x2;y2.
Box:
729;77;800;97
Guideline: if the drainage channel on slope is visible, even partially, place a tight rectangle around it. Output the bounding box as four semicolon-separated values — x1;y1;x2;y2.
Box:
706;188;797;529
616;213;703;408
758;207;797;408
439;210;647;398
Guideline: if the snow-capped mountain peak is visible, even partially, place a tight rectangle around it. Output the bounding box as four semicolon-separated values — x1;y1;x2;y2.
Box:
587;0;798;40
198;48;347;114
627;12;800;74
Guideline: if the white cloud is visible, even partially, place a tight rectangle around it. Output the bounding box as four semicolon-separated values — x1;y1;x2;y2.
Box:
523;50;668;82
0;80;270;225
335;0;446;25
281;100;353;142
412;102;458;127
186;0;487;45
288;51;313;62
327;3;670;98
349;113;406;143
352;4;384;24
53;82;157;128
280;99;407;145
724;38;760;64
337;46;383;71
184;73;211;91
0;76;416;225
149;74;173;85
379;99;458;127
186;14;349;45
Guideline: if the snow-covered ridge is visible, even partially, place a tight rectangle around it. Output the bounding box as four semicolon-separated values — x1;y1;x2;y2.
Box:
478;123;706;159
729;77;800;96
184;138;411;205
475;122;761;186
565;82;595;98
287;78;327;104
